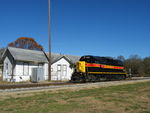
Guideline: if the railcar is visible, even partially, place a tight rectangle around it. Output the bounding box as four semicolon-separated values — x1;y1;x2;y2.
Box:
71;55;127;82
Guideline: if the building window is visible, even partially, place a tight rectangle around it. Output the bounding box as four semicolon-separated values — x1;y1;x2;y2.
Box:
57;64;61;72
23;62;29;75
63;65;67;71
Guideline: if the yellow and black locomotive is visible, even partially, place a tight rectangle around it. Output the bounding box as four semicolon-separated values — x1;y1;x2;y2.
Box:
71;55;127;82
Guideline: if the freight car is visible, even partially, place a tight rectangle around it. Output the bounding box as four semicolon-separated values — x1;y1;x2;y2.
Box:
71;55;127;82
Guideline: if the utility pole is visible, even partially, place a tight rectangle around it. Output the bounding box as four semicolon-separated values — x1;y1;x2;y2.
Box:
48;0;51;81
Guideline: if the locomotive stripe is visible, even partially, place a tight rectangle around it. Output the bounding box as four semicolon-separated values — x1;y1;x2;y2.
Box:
86;63;100;67
88;72;127;75
86;63;124;70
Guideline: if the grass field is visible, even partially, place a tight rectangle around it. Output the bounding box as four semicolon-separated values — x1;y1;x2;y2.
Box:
0;81;150;113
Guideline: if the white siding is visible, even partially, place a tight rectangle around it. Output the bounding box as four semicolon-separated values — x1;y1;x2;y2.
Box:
2;56;74;82
14;62;23;76
0;65;3;77
14;61;29;82
14;61;47;82
3;57;13;81
44;63;48;80
51;58;73;81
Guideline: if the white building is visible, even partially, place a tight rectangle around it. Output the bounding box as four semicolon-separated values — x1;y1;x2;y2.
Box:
2;47;80;82
50;53;80;81
0;48;5;77
2;47;49;82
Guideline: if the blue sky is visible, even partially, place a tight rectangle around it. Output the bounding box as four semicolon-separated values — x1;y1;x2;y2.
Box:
0;0;150;58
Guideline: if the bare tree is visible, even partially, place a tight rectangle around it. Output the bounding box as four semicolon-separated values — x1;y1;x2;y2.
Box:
124;55;144;77
117;55;125;62
143;57;150;76
8;37;43;51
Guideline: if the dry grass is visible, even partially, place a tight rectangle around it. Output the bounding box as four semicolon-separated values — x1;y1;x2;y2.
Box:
0;81;150;113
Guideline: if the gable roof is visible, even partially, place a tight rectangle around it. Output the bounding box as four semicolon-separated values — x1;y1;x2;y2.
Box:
50;53;63;64
65;55;80;64
7;47;48;63
47;53;80;64
0;48;5;63
51;54;71;64
2;47;80;64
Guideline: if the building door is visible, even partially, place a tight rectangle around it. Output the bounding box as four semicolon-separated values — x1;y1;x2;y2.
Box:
57;64;61;80
57;64;67;80
62;65;67;80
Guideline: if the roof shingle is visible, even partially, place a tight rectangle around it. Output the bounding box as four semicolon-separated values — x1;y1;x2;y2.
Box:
8;47;48;63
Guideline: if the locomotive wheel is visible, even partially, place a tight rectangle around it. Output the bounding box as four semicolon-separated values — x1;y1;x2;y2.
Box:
71;72;84;82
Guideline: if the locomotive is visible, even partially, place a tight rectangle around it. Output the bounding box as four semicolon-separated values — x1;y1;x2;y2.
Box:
71;55;127;82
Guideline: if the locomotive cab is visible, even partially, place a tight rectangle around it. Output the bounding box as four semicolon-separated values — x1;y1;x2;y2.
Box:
76;55;94;73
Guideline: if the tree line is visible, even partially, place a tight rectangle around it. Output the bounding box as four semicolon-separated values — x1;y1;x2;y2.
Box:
117;55;150;77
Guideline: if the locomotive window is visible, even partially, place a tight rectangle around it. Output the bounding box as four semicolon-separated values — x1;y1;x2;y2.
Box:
80;56;95;63
80;57;85;61
86;58;93;63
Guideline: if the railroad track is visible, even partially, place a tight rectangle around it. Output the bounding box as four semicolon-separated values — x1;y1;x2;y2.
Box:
0;82;75;90
0;77;150;90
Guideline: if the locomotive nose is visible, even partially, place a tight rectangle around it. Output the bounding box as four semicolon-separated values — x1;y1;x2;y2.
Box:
76;61;86;73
